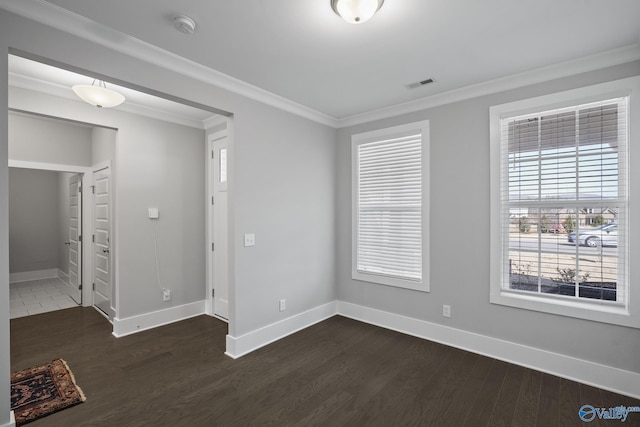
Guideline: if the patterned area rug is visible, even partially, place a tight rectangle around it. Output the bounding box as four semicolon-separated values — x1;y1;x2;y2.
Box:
11;359;86;426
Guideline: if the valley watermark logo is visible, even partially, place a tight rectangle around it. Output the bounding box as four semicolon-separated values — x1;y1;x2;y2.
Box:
579;404;640;423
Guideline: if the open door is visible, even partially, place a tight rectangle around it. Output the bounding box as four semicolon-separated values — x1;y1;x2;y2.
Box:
93;166;115;319
211;134;229;319
67;173;83;304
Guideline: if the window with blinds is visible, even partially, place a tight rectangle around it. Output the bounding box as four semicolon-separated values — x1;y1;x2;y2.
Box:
499;97;628;305
352;121;429;291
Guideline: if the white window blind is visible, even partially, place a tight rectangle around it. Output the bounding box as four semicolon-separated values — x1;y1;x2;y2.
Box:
354;131;423;283
500;97;628;304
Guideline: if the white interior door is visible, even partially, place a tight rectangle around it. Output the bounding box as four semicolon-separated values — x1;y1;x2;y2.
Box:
67;173;82;304
93;167;115;319
212;136;229;319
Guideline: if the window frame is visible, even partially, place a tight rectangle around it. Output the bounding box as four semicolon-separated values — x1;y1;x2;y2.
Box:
351;120;430;292
490;77;640;328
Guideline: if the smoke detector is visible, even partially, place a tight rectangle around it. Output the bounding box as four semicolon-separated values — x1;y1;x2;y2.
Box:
173;15;196;34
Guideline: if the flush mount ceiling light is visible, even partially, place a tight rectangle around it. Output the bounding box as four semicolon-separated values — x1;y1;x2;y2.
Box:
331;0;384;24
173;15;196;34
72;80;125;108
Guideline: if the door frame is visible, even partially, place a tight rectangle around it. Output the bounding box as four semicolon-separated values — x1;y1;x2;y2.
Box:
206;128;230;321
8;160;94;307
67;172;83;304
91;161;115;320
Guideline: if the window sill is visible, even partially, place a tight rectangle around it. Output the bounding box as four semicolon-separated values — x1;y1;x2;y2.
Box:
352;270;429;292
490;289;639;328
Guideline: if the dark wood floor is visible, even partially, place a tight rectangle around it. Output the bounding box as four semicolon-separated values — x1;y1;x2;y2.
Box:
10;307;640;426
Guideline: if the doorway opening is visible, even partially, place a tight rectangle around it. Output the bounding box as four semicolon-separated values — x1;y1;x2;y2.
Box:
91;164;115;320
8;167;84;318
207;129;230;321
7;53;233;335
7;107;118;321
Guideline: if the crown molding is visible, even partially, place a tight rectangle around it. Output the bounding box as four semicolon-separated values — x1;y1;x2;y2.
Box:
2;1;638;130
8;72;208;129
336;43;640;128
0;0;339;128
202;115;228;130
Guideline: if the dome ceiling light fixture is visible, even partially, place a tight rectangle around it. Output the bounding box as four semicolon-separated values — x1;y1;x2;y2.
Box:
331;0;384;24
72;79;126;108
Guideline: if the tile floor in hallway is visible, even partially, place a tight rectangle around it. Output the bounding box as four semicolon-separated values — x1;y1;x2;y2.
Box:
9;277;79;319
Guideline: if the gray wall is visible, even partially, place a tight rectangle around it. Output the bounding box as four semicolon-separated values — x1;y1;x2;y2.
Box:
8;111;103;280
9;86;208;318
8;113;92;166
0;7;635;426
8;168;60;274
91;127;116;165
0;10;334;424
116;113;206;316
232;101;336;334
336;61;640;374
8;168;75;276
0;9;338;343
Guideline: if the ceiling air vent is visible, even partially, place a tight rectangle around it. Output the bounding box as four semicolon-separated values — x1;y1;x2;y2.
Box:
406;78;435;89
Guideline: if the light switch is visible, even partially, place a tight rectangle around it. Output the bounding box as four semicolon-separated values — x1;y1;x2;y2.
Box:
244;233;256;247
148;208;159;219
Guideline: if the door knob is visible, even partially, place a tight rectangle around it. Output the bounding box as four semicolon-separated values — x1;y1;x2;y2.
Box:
103;249;110;253
64;242;71;245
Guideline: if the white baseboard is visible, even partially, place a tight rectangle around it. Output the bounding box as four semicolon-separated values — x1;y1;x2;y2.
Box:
104;296;639;398
225;301;337;359
56;268;69;285
337;301;640;399
1;411;15;427
112;300;206;338
9;268;58;283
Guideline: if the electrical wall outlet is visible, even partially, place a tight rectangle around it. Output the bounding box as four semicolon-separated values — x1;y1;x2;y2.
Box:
163;288;171;302
442;304;451;318
279;299;286;312
244;233;256;247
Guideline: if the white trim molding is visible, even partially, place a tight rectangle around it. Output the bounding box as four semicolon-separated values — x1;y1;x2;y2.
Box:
489;76;640;329
202;115;227;130
1;411;16;427
0;0;337;128
337;43;640;128
225;301;337;359
2;1;638;129
112;300;206;338
351;120;430;292
8;160;90;174
9;268;58;283
8;73;209;130
337;301;640;399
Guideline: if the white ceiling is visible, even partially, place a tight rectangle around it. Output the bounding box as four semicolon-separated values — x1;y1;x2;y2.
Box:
5;0;640;123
